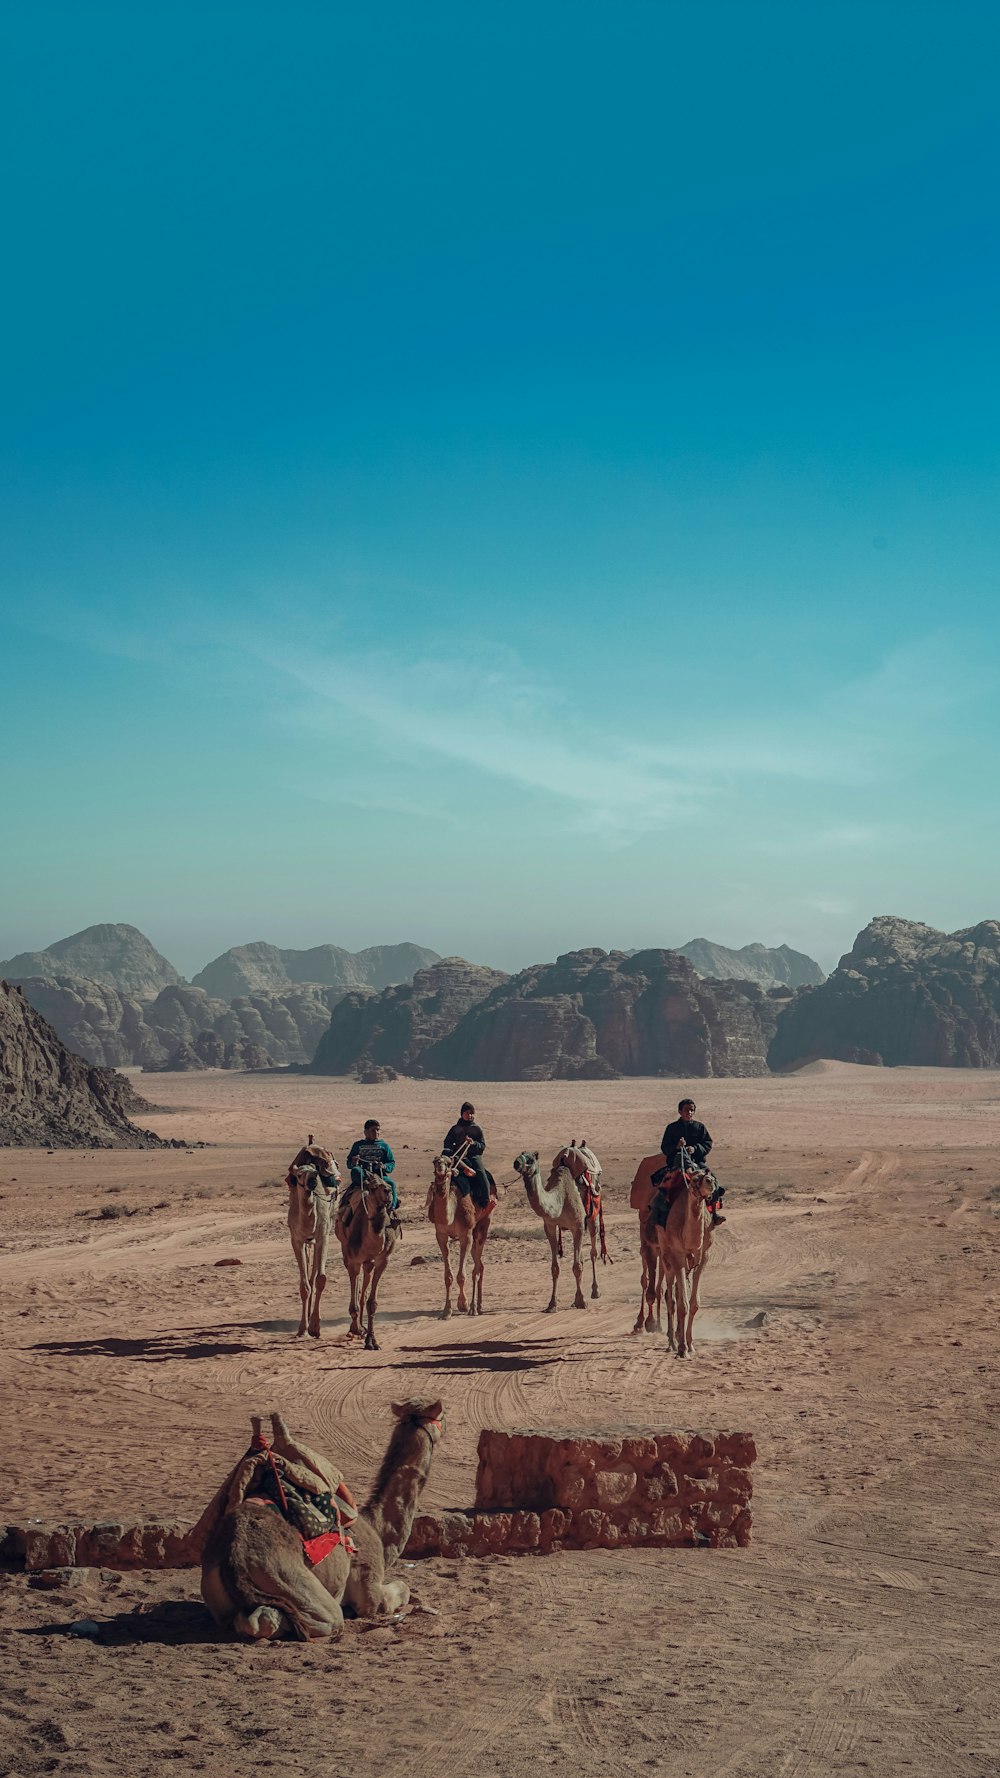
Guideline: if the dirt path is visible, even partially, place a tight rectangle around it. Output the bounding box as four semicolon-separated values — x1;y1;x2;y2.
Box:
2;1065;999;1777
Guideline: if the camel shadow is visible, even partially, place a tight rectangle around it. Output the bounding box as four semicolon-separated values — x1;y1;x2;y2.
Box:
393;1336;565;1374
30;1330;257;1363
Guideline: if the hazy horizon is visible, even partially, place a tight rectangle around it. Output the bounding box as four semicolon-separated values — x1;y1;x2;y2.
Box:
3;4;998;971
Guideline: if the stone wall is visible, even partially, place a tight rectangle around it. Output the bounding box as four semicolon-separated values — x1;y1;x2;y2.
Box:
2;1425;755;1571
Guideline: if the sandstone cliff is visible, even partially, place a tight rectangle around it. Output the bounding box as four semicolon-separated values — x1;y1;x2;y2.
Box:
311;947;785;1080
0;924;182;1001
0;980;163;1147
192;940;440;1000
768;915;1000;1069
309;959;508;1075
427;949;785;1080
678;938;825;990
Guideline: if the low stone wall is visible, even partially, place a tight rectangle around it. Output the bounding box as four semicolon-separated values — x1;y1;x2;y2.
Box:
2;1425;754;1571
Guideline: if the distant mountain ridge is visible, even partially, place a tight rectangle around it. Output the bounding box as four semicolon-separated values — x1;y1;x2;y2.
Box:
677;938;825;989
0;924;182;1002
192;941;441;1000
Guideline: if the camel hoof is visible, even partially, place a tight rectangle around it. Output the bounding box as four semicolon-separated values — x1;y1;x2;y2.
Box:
544;1303;558;1314
440;1308;452;1320
573;1300;586;1311
591;1286;599;1299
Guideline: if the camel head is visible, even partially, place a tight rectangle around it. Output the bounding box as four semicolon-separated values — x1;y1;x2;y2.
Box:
513;1151;540;1190
290;1162;322;1195
391;1398;445;1443
432;1153;454;1191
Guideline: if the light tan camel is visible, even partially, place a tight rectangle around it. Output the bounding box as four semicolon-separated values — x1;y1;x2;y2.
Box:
651;1160;716;1358
196;1402;443;1640
427;1148;496;1317
514;1140;604;1311
629;1152;666;1335
287;1160;334;1339
335;1170;398;1350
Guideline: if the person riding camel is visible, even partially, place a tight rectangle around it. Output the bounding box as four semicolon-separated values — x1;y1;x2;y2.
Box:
340;1119;399;1228
285;1135;341;1195
442;1102;495;1210
652;1098;726;1227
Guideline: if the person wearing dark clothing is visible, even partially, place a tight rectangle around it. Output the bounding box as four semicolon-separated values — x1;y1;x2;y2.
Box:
654;1098;726;1227
442;1101;494;1210
347;1120;398;1209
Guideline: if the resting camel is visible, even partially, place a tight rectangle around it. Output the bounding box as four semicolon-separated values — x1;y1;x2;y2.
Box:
514;1140;604;1311
287;1157;335;1339
335;1169;398;1350
651;1159;716;1358
427;1149;496;1317
196;1401;443;1640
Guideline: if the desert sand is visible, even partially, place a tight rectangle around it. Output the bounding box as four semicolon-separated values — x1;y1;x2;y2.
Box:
2;1062;999;1777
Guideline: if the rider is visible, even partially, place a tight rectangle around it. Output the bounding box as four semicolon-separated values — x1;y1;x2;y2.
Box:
285;1134;341;1195
442;1101;494;1210
347;1119;398;1210
654;1098;726;1227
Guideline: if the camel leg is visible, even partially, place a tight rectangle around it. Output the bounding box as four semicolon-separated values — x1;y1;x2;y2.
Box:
308;1229;329;1339
292;1238;311;1338
233;1605;289;1640
544;1223;560;1312
571;1228;586;1309
654;1253;664;1333
455;1231;470;1314
685;1259;706;1356
436;1229;454;1319
673;1260;690;1357
365;1252;389;1351
589;1220;599;1299
470;1221;488;1315
633;1246;651;1334
346;1258;363;1338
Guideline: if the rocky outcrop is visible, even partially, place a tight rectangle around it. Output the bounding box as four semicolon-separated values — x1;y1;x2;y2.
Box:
192;940;440;1001
679;938;825;990
309;959;509;1076
312;947;785;1080
9;975;346;1070
0;924;182;1001
768;915;1000;1069
428;948;786;1080
0;980;163;1148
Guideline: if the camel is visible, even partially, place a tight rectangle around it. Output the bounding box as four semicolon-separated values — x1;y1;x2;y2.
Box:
427;1148;497;1317
651;1159;716;1357
334;1168;398;1350
287;1159;335;1339
630;1152;666;1335
196;1401;443;1640
514;1139;605;1311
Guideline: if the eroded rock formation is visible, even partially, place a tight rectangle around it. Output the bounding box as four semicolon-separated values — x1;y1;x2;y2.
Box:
0;924;182;1001
192;940;440;1000
768;915;1000;1069
310;958;508;1076
0;980;163;1147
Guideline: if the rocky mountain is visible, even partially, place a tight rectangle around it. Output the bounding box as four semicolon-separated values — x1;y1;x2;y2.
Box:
678;938;825;990
7;975;345;1071
0;924;182;1002
309;959;509;1076
768;915;1000;1069
0;980;163;1147
311;947;788;1080
192;941;441;1001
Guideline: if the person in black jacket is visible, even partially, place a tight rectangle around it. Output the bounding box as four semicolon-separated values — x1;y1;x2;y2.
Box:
442;1101;494;1210
656;1098;726;1226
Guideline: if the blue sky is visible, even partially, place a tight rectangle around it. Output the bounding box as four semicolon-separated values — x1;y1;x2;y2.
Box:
2;1;999;976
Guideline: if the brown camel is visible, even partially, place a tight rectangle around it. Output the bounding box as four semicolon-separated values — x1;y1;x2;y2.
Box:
335;1169;398;1349
196;1401;443;1640
287;1159;334;1338
514;1140;604;1311
651;1160;716;1357
629;1153;666;1335
426;1149;496;1317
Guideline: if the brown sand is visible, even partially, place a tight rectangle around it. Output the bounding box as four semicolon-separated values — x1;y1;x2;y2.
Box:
1;1063;999;1777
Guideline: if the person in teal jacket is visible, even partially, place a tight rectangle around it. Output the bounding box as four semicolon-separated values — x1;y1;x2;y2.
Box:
347;1120;398;1209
